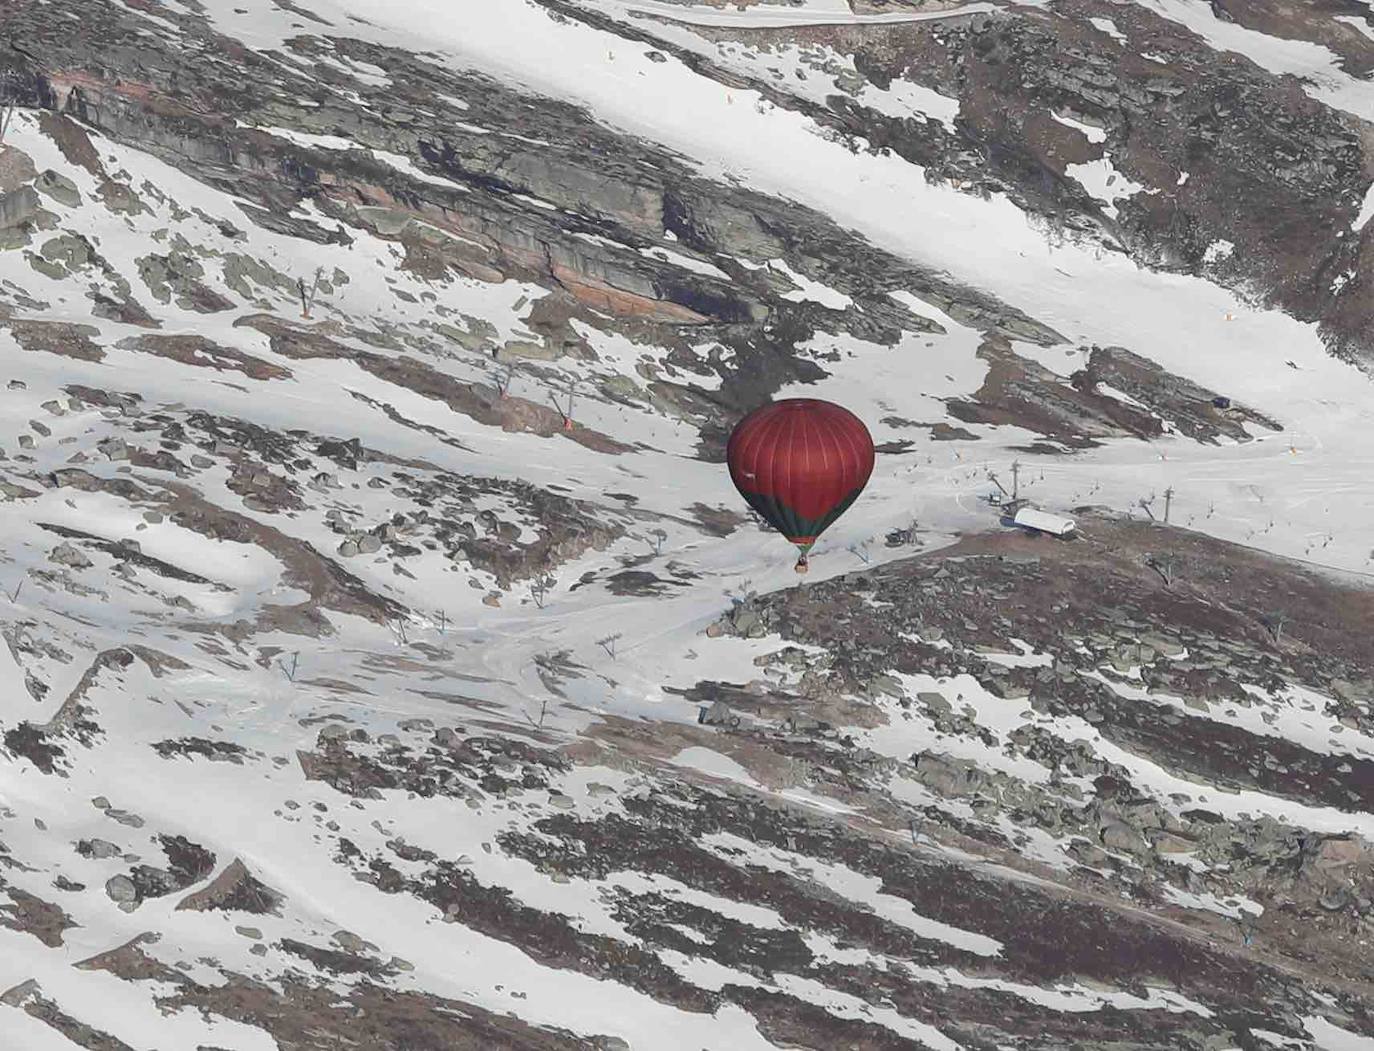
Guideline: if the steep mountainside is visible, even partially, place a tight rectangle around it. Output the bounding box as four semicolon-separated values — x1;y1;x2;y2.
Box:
1;0;1374;1048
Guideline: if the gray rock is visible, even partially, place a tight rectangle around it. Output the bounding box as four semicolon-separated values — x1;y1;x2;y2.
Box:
50;542;92;569
731;608;762;636
1141;633;1184;657
917;691;952;715
1100;820;1144;853
698;700;739;727
497;338;559;361
914;753;981;796
105;874;137;904
39;232;94;269
0;979;40;1007
337;539;360;557
432;726;461;749
1150;831;1195;855
99;180;145;215
0;186;40;229
331;930;375;953
358;533;382;554
34;170;82;208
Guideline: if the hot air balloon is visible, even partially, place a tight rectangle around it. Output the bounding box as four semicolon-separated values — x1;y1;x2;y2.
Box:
726;398;875;574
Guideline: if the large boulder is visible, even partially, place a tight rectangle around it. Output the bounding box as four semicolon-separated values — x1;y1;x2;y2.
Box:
33;169;81;208
104;874;137;904
0;185;40;229
50;542;92;569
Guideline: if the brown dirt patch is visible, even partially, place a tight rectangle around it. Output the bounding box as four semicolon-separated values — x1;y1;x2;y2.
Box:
0;886;76;948
37;112;104;176
176;859;284;915
235;314;631;454
117;334;292;381
4;319;105;362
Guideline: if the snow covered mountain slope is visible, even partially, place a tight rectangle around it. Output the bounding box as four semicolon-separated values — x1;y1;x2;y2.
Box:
1;0;1374;1047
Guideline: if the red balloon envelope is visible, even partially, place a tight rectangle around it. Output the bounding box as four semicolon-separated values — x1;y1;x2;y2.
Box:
726;398;875;571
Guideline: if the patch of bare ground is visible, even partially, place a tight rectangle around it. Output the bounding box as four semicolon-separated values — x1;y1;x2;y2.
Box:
3;319;105;361
89;290;159;327
176;859;284;915
278;937;398;978
1075;344;1281;442
946;337;1158;446
297;724;568;801
3;648;132;773
0;145;39;192
395;475;624;588
115;333;291;381
940;513;1374;674
752;516;1374;815
483;785;1324;1045
37;112;104;176
683;514;1374;996
153;478;407;628
883;417;981;442
36;522;220;586
349;846;718;1012
584;712;793;788
1209;0;1374;77
0;885;76;947
235;314;632;454
157;977;598;1050
12;991;136;1050
152;736;248;763
863;0;976;8
45;468;155;504
76;934;186;983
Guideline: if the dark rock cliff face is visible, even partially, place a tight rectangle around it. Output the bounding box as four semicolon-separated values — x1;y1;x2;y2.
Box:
0;0;1062;457
541;0;1374;366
